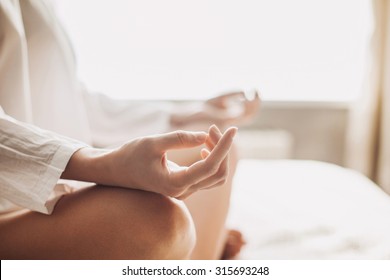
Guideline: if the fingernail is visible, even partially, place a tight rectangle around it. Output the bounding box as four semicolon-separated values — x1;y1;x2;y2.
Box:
230;127;238;138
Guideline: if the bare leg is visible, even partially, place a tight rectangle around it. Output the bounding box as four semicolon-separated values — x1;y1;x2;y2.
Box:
168;144;238;259
0;185;195;259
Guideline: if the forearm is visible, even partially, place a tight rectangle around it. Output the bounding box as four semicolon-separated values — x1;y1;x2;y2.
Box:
61;147;114;185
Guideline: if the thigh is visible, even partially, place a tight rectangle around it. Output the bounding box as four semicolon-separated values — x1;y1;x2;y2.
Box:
0;185;193;259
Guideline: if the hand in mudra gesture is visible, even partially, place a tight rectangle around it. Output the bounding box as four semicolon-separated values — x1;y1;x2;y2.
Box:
170;91;260;129
62;125;236;200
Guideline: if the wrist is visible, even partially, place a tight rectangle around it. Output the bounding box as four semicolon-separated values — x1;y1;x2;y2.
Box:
61;147;112;184
169;102;204;127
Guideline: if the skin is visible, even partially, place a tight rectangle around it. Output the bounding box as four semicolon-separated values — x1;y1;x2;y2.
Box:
171;91;261;130
0;126;236;259
169;92;260;259
0;92;260;260
61;126;237;199
182;126;239;259
0;186;195;259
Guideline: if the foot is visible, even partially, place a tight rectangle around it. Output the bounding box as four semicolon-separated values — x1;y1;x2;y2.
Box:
220;229;246;259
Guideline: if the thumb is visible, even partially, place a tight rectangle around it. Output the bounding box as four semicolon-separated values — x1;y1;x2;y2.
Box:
155;130;207;151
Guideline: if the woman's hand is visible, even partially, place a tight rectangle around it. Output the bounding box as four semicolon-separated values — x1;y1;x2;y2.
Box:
170;91;260;129
62;126;237;199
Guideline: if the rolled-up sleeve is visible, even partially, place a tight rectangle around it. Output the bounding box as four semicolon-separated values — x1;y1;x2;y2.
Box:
0;114;88;214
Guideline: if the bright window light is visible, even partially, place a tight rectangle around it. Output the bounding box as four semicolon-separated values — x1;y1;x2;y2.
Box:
54;0;373;101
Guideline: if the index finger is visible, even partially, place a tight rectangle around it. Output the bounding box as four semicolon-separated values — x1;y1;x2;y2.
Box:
177;127;237;185
205;127;236;163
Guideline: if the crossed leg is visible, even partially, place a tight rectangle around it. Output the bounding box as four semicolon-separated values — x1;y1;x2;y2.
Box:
168;143;239;259
0;185;195;259
0;142;239;260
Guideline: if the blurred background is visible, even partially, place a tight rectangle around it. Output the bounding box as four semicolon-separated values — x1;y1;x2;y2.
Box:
53;0;390;195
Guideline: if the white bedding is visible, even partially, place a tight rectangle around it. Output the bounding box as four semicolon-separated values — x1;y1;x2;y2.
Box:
227;160;390;259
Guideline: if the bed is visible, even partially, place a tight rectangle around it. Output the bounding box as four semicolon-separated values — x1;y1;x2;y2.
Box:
227;160;390;259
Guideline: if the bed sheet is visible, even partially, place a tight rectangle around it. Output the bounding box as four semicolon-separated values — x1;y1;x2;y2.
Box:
227;160;390;259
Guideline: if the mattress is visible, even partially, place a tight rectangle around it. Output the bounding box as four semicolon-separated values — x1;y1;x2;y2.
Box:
227;160;390;259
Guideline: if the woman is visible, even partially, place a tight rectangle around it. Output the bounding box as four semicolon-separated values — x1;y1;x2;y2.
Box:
0;0;259;259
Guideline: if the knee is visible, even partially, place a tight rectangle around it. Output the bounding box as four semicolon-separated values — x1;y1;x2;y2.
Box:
144;195;196;259
88;187;196;259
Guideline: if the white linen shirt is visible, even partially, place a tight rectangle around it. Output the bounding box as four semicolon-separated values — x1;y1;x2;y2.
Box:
0;113;87;214
0;0;171;214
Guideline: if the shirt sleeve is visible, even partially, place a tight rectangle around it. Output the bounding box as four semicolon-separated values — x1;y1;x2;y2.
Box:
0;114;88;214
82;90;173;148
